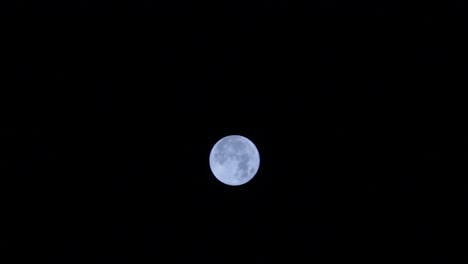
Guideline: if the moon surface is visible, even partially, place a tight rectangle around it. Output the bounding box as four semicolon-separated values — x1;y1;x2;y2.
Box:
209;135;260;186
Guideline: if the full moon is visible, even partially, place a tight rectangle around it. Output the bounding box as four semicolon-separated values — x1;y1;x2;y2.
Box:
209;135;260;186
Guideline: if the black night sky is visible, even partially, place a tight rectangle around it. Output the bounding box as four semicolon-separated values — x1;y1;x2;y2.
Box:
1;3;467;264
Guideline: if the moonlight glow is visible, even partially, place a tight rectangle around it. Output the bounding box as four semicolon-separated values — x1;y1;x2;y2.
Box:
209;135;260;186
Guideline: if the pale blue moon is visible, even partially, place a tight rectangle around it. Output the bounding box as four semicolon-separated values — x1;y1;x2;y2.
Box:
209;135;260;186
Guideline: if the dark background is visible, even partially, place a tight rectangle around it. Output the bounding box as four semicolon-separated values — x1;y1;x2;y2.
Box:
1;2;467;264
